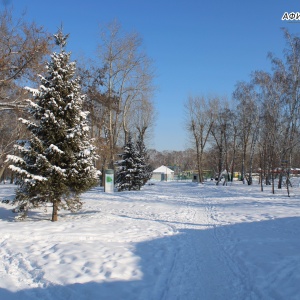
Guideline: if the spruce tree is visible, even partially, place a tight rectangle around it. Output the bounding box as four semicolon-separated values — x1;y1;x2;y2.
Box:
115;134;142;191
6;30;99;221
135;134;153;186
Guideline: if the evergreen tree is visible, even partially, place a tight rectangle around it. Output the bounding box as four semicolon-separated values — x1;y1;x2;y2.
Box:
115;134;142;191
6;30;99;221
135;134;153;186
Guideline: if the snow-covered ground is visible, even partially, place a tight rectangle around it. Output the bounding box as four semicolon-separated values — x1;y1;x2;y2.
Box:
0;180;300;300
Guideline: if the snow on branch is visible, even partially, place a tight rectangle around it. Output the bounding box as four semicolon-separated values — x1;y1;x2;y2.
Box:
26;99;42;109
8;165;47;181
5;155;25;164
48;144;64;154
0;102;27;111
19;118;38;128
24;86;40;96
52;165;67;176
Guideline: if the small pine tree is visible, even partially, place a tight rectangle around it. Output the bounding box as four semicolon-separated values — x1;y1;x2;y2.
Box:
6;30;99;221
135;134;153;186
115;134;142;191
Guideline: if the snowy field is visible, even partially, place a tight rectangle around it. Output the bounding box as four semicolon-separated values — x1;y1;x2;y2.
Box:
0;180;300;300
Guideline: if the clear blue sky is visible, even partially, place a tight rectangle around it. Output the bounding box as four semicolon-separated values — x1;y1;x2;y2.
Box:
3;0;300;151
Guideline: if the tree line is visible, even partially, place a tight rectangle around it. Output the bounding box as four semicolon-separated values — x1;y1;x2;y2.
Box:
185;28;300;194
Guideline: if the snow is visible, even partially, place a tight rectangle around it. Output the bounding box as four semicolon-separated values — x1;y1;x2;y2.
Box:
0;180;300;299
24;87;39;97
79;111;88;118
66;132;74;139
47;144;64;154
52;165;66;175
5;155;25;165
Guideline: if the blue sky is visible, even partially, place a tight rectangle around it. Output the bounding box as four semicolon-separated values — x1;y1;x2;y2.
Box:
3;0;300;150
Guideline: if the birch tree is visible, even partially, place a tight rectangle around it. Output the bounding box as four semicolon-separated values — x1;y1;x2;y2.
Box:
233;81;260;184
254;70;282;193
97;21;154;168
209;98;234;185
185;96;214;183
268;29;300;189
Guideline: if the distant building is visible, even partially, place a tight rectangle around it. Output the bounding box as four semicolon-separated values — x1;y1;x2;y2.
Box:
151;165;174;181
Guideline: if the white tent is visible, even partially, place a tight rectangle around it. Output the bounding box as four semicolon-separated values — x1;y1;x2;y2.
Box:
151;165;174;181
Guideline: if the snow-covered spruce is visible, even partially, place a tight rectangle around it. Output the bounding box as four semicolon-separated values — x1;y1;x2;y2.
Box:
135;133;153;185
6;31;99;221
115;134;145;191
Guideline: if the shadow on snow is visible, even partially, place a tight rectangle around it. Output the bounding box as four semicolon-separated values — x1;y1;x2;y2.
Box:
1;217;300;300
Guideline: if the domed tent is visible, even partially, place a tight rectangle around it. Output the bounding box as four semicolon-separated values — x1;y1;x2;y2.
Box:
151;165;174;181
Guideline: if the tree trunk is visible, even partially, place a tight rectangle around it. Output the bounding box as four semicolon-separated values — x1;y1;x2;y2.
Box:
10;172;14;184
101;167;105;187
247;143;256;185
248;175;252;185
230;135;237;182
230;164;234;182
216;138;223;186
195;140;202;183
271;170;275;194
241;150;246;183
278;172;283;189
52;200;58;222
0;161;9;182
286;169;291;197
259;151;264;191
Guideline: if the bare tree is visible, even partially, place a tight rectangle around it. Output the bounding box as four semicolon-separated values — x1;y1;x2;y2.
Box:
132;96;156;143
233;81;260;184
0;9;51;180
209;97;234;185
268;29;300;191
185;96;214;183
97;20;155;168
254;70;282;193
0;8;51;111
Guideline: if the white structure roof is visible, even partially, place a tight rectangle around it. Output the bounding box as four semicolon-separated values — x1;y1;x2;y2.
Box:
153;165;174;174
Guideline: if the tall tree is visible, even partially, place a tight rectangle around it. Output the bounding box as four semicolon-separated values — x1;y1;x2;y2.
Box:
254;70;282;193
185;96;214;183
5;30;99;221
132;96;156;143
115;134;142;191
267;29;300;189
135;133;152;186
0;8;51;110
97;20;155;168
0;9;52;182
209;98;233;185
233;81;260;184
